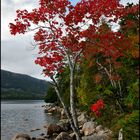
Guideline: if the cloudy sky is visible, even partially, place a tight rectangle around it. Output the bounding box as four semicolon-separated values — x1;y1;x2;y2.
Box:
1;0;139;80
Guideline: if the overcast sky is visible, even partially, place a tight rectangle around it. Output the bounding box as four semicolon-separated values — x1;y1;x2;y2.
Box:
1;0;139;80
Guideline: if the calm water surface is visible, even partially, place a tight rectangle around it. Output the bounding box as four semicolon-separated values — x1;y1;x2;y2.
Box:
1;100;59;140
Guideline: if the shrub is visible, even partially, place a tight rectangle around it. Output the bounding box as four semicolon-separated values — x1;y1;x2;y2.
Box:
44;86;57;103
111;110;139;139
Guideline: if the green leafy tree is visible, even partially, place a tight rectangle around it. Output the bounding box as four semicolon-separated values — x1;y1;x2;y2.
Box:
44;86;58;103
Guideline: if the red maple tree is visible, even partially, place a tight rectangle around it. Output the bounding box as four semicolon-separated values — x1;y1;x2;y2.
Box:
9;0;136;139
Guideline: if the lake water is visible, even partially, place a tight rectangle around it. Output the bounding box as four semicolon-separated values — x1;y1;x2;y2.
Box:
1;100;59;140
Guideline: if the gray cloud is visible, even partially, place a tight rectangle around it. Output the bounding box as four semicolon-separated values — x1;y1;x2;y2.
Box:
1;39;47;80
1;0;45;80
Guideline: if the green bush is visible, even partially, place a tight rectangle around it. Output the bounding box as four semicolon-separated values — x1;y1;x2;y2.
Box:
44;86;57;103
124;80;139;110
111;110;139;140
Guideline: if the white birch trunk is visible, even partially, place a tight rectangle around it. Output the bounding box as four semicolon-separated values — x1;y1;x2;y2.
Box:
66;52;81;140
54;86;81;140
51;76;81;140
70;69;78;127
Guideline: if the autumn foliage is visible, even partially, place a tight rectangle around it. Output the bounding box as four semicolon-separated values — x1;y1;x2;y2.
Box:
91;99;105;117
9;0;136;78
9;1;139;139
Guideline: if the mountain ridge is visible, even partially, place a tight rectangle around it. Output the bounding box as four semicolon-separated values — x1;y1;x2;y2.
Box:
1;69;49;100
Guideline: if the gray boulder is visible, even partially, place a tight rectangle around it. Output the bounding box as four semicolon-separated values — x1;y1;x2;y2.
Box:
78;112;90;126
82;134;110;140
95;125;112;137
12;133;31;140
82;121;97;136
95;125;103;133
55;132;72;140
47;124;62;136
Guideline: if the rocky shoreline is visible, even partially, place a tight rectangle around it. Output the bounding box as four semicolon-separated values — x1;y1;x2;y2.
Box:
12;103;112;140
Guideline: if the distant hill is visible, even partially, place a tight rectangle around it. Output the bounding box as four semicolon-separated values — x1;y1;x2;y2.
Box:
1;70;49;100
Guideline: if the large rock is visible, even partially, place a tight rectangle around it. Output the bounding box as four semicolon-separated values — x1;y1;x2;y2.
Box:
12;133;31;140
78;112;90;126
55;132;72;140
44;103;55;111
58;122;71;131
44;106;52;113
95;125;103;133
69;133;76;140
82;134;110;140
47;124;62;136
46;106;63;115
97;127;112;137
82;121;96;136
48;107;57;113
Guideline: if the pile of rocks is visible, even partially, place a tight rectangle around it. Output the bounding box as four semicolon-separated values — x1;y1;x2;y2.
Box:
43;112;112;140
12;104;112;140
43;104;66;119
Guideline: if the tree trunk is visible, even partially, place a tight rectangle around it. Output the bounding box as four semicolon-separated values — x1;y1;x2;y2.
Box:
70;69;81;140
52;50;81;140
54;86;81;140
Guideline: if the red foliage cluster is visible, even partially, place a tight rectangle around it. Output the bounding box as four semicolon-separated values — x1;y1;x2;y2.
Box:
121;4;139;30
83;31;130;61
35;52;64;76
65;0;124;25
9;0;139;77
91;99;105;117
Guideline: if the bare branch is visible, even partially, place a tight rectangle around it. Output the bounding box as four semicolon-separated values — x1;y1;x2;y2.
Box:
96;59;114;86
28;25;51;32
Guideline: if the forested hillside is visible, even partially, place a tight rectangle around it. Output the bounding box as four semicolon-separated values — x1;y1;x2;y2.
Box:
1;70;49;99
